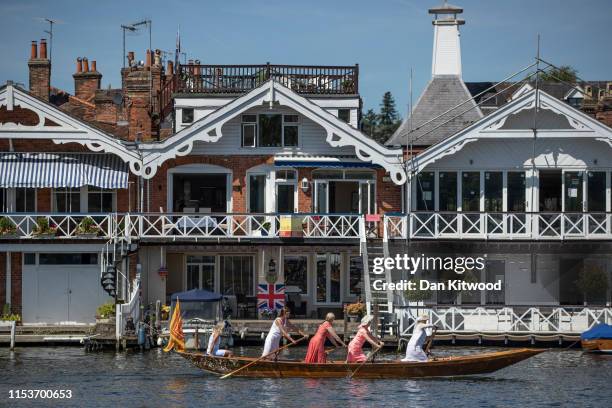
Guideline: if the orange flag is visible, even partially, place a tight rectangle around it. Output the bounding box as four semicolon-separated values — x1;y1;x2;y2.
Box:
164;298;185;352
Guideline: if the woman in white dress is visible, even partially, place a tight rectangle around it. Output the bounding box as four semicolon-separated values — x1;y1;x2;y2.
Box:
402;314;436;362
262;307;306;358
207;322;233;357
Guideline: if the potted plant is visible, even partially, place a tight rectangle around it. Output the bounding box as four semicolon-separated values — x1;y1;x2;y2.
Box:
77;216;100;238
344;300;366;322
1;305;21;326
96;302;115;323
0;217;17;238
33;217;57;238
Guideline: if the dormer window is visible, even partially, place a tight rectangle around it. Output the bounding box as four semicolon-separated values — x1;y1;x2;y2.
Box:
242;113;300;148
182;108;194;124
338;109;351;123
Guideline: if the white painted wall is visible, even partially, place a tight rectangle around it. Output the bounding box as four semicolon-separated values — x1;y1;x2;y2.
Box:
426;138;612;170
432;23;462;77
189;105;356;156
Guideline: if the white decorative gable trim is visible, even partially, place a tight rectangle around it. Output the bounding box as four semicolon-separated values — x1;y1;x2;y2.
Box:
0;83;141;172
410;88;612;173
138;81;406;184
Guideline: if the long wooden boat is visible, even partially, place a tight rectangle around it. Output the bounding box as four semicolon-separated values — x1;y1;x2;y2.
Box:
581;339;612;354
177;348;545;379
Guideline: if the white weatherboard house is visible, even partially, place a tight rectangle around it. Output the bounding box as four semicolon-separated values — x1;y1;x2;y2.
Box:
386;2;612;338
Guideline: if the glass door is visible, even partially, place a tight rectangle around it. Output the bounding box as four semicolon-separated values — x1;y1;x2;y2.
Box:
186;255;215;291
276;184;295;214
314;181;328;213
507;172;527;234
315;253;341;304
587;171;606;233
462;172;481;233
564;171;584;235
485;171;503;233
358;181;376;214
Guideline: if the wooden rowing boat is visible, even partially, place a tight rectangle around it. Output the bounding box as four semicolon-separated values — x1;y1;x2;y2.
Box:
581;339;612;354
177;348;545;379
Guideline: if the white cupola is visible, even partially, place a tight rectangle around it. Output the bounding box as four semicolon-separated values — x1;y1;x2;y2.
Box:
430;1;465;78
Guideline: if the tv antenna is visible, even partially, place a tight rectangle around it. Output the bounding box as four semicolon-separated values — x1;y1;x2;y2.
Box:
121;19;152;68
36;17;63;62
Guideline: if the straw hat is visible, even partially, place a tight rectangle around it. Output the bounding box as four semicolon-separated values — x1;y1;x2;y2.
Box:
360;315;373;326
417;314;429;322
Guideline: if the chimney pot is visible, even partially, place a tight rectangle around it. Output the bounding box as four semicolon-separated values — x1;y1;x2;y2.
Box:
30;41;38;59
76;58;83;73
91;60;97;72
167;60;174;75
39;39;47;59
83;58;89;72
145;49;151;67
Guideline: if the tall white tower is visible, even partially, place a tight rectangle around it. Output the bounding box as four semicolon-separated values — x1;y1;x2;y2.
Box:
430;1;464;77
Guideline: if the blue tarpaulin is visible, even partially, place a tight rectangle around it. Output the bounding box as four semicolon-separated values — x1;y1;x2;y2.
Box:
581;323;612;340
170;289;222;303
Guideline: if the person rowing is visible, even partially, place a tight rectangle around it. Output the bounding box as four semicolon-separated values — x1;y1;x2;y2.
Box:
262;307;307;359
346;315;384;363
304;313;347;363
402;314;436;362
207;322;233;357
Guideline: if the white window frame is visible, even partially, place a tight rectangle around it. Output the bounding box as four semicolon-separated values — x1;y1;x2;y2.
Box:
2;188;37;212
241;113;301;148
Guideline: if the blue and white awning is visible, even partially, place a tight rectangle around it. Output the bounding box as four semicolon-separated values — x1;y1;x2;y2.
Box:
0;153;129;189
274;156;380;169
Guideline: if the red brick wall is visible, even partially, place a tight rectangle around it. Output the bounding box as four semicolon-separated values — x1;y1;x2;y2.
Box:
28;59;51;101
0;253;5;307
10;253;22;316
73;72;101;101
377;169;402;214
37;188;51;212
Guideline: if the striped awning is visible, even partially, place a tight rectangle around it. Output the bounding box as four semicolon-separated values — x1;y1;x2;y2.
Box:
274;158;379;169
0;153;129;189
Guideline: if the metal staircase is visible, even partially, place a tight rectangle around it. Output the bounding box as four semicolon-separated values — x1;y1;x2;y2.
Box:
361;217;395;336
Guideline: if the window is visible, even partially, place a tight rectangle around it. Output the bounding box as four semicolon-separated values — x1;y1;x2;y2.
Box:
24;253;36;265
182;108;194;124
220;255;254;295
39;253;98;265
507;172;526;212
338;109;351;123
242;115;257;147
438;172;457;211
53;187;80;213
587;171;606;212
462;172;480;211
564;172;583;211
283;115;299;147
88;187;115;213
416;172;434;211
186;255;215;291
248;174;266;213
15;188;36;212
349;256;363;296
484;172;503;212
0;188;7;212
284;255;307;293
316;253;341;303
275;170;296;181
258;114;282;147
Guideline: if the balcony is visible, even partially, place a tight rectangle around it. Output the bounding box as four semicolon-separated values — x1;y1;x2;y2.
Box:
384;212;612;240
160;64;359;118
396;305;612;337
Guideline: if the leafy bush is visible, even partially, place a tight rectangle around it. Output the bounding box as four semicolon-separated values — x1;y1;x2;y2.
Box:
0;217;16;235
77;217;100;234
96;302;115;318
344;301;366;316
33;217;56;235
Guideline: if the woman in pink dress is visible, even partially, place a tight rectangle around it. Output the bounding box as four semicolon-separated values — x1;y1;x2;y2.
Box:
304;313;346;363
346;315;384;363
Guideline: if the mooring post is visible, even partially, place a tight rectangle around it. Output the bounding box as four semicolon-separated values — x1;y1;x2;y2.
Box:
10;320;16;350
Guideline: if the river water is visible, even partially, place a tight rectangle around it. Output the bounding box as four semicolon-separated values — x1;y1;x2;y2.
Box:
1;346;610;407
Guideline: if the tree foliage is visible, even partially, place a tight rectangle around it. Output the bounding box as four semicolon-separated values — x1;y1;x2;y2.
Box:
361;91;402;144
539;65;578;83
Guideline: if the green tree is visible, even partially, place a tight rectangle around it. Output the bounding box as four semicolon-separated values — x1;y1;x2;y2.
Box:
539;65;578;83
377;91;401;143
361;108;378;139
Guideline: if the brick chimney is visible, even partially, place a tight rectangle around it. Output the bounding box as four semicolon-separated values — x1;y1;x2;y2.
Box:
28;39;51;101
73;57;102;101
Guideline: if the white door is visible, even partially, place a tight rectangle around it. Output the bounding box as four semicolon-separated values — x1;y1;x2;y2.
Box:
22;264;111;324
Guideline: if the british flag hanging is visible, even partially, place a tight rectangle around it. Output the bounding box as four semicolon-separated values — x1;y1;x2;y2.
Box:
257;283;285;311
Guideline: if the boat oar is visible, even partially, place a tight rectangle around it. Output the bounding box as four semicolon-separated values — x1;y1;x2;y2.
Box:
219;335;307;379
348;345;383;379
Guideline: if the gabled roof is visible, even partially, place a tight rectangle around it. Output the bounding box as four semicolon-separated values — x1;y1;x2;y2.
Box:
386;75;483;147
0;82;140;172
408;88;612;173
139;80;406;184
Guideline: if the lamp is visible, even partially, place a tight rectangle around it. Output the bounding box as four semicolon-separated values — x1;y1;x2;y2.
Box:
301;177;309;191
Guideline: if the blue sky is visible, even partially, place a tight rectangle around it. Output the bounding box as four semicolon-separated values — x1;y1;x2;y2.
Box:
1;0;610;115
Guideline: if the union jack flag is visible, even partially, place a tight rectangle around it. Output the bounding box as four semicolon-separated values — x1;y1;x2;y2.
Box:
257;283;285;310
